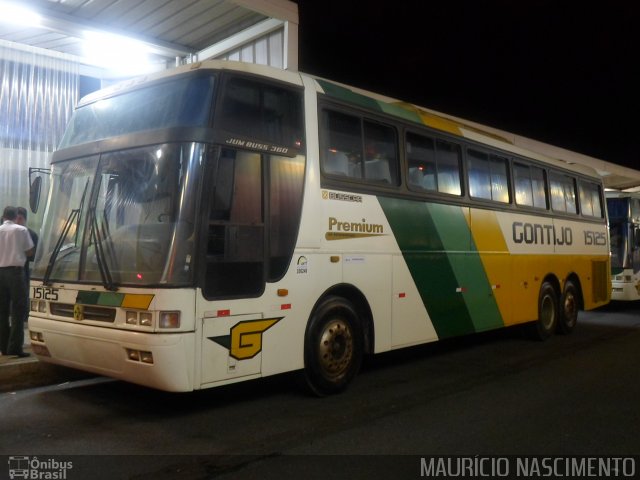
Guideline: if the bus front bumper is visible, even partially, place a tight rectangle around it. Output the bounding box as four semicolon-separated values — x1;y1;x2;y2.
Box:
611;281;640;302
28;316;195;392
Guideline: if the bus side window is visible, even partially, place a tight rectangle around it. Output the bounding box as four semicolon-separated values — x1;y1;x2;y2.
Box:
322;110;362;180
322;109;398;186
363;121;398;185
406;133;461;195
436;139;462;195
489;155;509;203
467;150;492;200
514;162;547;209
406;132;437;191
514;163;534;206
530;165;547;209
467;149;510;203
550;172;577;214
579;180;603;217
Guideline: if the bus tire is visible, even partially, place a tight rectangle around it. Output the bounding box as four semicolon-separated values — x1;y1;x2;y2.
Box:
302;296;363;396
557;280;579;335
529;281;558;341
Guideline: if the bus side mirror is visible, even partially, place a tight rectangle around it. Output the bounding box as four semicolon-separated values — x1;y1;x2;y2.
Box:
29;176;42;213
28;167;51;213
634;228;640;249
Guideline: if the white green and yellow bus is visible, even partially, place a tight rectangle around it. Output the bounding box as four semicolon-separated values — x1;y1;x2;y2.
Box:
607;190;640;301
28;61;610;394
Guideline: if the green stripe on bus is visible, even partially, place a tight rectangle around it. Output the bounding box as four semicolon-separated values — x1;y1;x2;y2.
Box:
76;290;100;305
379;197;474;338
379;198;504;337
457;249;505;332
76;290;124;306
378;102;423;124
317;79;383;112
428;204;504;332
99;292;125;306
318;79;424;125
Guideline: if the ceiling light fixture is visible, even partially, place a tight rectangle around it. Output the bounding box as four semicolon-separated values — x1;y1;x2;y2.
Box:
82;30;163;77
0;1;42;28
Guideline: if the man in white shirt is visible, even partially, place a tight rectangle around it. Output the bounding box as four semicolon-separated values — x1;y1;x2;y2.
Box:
0;206;35;357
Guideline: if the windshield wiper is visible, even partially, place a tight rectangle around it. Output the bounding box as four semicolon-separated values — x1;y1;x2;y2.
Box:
74;178;89;245
90;209;117;291
42;179;90;286
43;209;79;286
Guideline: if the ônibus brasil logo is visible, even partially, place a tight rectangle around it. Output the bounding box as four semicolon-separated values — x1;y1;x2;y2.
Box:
8;456;73;479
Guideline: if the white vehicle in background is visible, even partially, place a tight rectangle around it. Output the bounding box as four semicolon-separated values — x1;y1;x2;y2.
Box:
607;190;640;300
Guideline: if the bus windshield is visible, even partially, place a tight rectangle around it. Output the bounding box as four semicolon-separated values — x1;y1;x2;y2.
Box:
609;221;625;270
59;74;215;148
33;142;204;287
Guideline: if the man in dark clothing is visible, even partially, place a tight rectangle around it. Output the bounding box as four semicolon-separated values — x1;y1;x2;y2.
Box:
16;207;38;326
0;206;35;357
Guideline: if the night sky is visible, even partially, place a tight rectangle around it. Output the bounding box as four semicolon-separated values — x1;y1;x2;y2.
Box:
295;1;638;170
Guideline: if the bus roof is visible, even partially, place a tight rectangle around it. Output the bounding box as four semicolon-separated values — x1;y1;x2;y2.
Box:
79;60;629;184
77;60;304;107
307;74;604;179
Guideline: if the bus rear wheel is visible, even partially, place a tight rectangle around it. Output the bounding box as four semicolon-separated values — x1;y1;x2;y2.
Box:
529;281;558;341
557;280;579;334
302;296;363;396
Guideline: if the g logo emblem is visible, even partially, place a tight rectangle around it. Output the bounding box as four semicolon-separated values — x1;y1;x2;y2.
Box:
73;304;84;321
209;317;283;360
230;318;281;360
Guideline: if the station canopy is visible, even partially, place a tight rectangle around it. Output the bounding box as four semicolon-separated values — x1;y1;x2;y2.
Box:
0;0;299;75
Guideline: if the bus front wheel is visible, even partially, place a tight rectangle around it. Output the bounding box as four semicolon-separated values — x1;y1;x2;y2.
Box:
530;281;558;341
557;280;579;334
302;296;363;396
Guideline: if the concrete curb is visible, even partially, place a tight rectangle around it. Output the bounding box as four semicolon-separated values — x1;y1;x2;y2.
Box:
0;354;93;393
1;328;93;393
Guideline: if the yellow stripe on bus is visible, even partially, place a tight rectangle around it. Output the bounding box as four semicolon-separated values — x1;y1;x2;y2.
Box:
466;207;609;325
465;209;516;325
121;294;154;310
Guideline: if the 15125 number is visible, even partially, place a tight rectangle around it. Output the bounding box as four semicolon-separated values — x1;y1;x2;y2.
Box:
32;286;59;301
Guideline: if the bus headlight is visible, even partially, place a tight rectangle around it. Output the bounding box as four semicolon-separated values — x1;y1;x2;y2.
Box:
139;312;153;326
159;311;180;328
30;300;46;312
126;311;138;325
126;311;154;327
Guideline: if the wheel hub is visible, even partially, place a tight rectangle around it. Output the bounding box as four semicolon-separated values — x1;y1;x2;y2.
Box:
540;295;555;329
318;319;353;377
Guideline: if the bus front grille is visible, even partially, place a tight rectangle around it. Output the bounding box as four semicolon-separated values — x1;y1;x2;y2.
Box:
50;303;116;323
